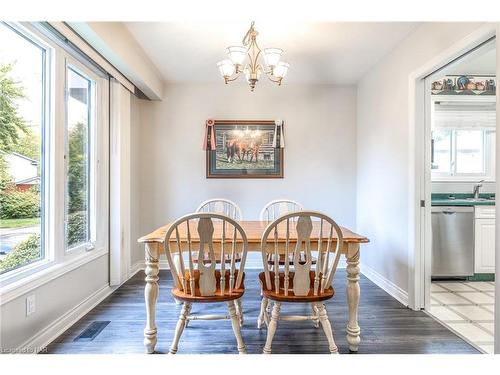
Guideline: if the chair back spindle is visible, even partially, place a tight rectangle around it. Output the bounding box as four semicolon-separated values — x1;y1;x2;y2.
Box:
196;198;243;220
260;199;303;221
261;211;343;298
164;213;248;298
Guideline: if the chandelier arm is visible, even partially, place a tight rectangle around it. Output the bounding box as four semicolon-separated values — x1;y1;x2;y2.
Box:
266;73;283;85
224;71;242;83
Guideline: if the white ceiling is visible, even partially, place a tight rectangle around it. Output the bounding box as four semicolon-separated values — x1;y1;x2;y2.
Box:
125;22;420;84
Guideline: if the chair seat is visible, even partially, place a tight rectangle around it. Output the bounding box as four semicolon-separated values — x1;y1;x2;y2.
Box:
258;271;334;302
193;253;242;264
172;270;245;303
266;253;317;266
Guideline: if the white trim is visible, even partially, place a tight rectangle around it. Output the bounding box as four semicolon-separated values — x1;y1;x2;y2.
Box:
0;248;108;306
409;24;497;311
45;22;135;95
109;80;131;286
361;263;409;307
129;261;144;278
18;283;114;353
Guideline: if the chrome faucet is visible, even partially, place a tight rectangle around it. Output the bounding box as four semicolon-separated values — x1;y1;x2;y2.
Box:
473;180;484;199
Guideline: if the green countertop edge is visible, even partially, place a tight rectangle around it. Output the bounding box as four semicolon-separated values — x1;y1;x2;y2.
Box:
432;193;495;206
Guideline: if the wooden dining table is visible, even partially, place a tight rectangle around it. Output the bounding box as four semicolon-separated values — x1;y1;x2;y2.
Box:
138;220;369;354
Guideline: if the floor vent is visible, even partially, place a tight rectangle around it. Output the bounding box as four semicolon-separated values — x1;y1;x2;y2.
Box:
73;321;111;342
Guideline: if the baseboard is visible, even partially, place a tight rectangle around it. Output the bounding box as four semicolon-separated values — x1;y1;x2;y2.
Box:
360;263;409;307
19;284;117;353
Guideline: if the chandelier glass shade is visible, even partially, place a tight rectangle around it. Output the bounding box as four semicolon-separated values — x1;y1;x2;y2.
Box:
217;22;289;91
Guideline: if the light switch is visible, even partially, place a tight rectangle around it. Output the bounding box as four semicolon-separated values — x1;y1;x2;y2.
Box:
26;294;36;316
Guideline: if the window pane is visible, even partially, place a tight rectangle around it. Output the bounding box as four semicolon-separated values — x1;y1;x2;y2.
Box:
456;130;484;174
65;67;91;249
0;24;45;273
432;129;451;173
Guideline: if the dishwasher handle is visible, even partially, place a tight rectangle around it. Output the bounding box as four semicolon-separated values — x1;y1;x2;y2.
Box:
432;206;474;214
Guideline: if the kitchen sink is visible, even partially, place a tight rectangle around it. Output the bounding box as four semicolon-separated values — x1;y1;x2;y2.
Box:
449;197;495;203
465;197;494;202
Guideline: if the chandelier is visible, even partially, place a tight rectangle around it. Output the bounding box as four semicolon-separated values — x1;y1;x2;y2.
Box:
217;22;290;91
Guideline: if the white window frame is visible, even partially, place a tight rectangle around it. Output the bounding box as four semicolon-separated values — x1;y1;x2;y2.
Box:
0;22;109;298
431;95;496;182
0;22;54;283
63;59;97;254
432;128;494;181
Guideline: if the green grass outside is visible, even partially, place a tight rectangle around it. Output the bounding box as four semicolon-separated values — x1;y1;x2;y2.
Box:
0;217;40;229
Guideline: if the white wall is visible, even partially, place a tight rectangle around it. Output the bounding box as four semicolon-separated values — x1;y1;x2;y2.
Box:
4;153;37;183
356;22;486;298
0;254;109;350
137;82;357;236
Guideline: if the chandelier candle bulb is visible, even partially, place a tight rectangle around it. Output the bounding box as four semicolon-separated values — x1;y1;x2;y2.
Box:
274;62;290;79
217;22;289;91
217;59;236;81
263;48;283;68
226;46;247;66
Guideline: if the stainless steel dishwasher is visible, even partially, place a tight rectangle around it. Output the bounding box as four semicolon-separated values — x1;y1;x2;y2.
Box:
431;206;474;277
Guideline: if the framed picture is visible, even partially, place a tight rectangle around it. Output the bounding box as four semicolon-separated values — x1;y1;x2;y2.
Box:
206;120;284;178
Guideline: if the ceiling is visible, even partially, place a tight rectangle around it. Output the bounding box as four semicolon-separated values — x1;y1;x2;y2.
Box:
125;22;420;84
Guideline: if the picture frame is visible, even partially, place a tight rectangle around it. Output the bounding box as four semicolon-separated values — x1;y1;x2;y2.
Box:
206;120;284;179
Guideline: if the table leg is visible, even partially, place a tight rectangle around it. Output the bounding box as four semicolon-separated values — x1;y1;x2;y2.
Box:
144;242;160;354
346;243;361;352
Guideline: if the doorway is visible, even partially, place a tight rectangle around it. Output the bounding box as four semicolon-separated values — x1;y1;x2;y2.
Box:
422;38;496;353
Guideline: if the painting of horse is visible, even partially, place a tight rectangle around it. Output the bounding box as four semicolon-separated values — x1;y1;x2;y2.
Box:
206;120;283;178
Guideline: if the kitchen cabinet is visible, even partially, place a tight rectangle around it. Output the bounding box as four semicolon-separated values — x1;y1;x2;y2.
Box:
474;206;496;273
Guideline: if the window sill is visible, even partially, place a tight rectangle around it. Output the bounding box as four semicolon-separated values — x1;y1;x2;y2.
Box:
0;247;108;306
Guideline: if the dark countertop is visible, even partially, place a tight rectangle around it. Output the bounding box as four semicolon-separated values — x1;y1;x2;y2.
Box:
432;193;495;206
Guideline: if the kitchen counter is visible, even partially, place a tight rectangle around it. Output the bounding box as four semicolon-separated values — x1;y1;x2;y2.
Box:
432;193;495;206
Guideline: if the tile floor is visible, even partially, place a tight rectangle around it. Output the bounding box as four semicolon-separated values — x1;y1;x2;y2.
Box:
429;281;495;354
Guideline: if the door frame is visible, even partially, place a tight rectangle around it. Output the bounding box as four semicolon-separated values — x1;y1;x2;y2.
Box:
409;24;497;312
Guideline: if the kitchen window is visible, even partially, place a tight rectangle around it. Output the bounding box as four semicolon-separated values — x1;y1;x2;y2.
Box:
431;128;495;180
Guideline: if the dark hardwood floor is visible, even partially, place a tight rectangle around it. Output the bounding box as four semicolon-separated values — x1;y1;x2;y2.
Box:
45;269;480;354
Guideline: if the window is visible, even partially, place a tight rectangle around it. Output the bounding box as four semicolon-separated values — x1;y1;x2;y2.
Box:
431;128;495;180
65;66;94;251
0;22;109;285
0;23;47;274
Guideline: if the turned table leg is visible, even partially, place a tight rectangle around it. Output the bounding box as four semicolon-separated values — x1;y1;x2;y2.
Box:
144;242;160;354
346;243;361;352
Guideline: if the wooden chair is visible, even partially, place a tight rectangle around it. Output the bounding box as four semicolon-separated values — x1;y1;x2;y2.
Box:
257;211;344;354
195;198;244;324
259;199;303;222
197;198;243;220
164;212;248;354
260;199;306;266
261;199;318;272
